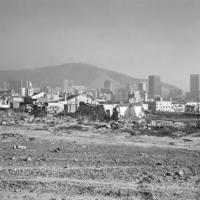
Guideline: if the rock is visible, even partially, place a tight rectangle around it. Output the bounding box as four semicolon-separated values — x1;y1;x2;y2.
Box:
138;152;145;156
178;170;184;177
11;156;17;161
29;137;35;141
10;120;16;125
54;147;61;153
107;124;111;129
13;188;20;192
173;170;184;178
13;145;27;150
168;142;175;145
165;172;172;176
134;130;141;135
25;157;32;162
2;121;7;125
151;121;157;127
156;162;162;166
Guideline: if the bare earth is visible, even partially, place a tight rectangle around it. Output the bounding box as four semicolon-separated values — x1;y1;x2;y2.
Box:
0;122;200;200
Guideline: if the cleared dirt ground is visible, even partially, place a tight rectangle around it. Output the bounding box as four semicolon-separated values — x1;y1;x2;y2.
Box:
0;123;200;200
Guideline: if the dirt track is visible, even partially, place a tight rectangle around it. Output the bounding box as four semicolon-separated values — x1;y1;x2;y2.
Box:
0;123;200;200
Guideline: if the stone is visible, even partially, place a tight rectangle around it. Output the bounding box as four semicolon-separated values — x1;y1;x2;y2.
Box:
178;170;184;177
25;157;32;162
2;121;7;125
13;145;27;150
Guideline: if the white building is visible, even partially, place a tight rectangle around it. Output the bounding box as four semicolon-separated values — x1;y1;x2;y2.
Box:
148;101;186;113
155;101;172;112
65;94;97;114
172;103;185;113
186;102;200;112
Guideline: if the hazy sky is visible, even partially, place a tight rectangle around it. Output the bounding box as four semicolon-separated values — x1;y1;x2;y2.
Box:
0;0;200;90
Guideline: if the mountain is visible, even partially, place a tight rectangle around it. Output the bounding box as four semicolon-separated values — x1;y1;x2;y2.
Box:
0;63;178;92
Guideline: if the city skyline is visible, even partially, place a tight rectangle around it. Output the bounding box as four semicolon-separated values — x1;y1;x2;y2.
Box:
0;63;199;92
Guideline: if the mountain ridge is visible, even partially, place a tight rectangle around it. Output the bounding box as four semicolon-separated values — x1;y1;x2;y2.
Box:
0;63;178;92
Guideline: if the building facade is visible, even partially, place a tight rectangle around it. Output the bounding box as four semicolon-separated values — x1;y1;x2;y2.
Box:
138;82;146;92
186;74;200;101
148;75;161;99
190;74;200;92
114;86;130;103
104;80;112;91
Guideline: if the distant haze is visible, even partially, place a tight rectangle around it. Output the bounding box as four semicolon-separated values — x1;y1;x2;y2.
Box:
0;0;200;91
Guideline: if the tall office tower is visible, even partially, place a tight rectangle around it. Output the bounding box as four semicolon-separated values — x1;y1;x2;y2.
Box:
63;80;70;92
138;82;146;91
148;75;161;99
104;80;112;91
9;80;24;96
190;74;200;92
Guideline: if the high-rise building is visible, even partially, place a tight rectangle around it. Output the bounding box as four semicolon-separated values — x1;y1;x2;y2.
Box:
63;80;71;92
148;75;161;99
114;85;130;103
190;74;200;92
186;74;200;101
138;82;146;92
9;80;23;96
104;80;112;91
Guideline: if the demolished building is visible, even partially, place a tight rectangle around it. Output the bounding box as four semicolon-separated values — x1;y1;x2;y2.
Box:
76;102;106;121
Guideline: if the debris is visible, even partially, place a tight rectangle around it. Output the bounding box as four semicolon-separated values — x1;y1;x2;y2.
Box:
109;121;123;129
156;162;162;166
25;157;32;162
1;121;7;125
54;147;61;153
28;137;35;141
10;157;17;161
183;138;193;142
13;145;27;150
165;172;172;176
178;170;184;177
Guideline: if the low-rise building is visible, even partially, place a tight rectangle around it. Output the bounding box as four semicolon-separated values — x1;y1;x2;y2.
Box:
97;88;113;102
147;100;173;112
0;97;10;109
65;94;97;114
147;100;187;113
156;101;173;112
172;103;185;113
46;93;60;102
10;96;24;110
186;102;200;113
114;87;130;103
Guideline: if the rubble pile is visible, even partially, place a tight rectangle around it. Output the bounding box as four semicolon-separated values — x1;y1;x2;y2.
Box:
0;109;199;137
0;111;23;126
98;119;198;137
